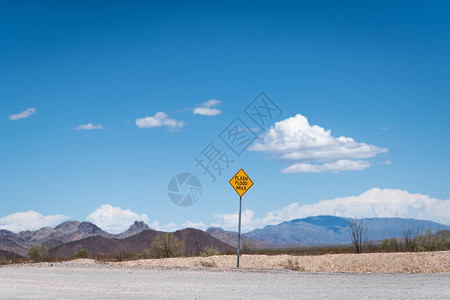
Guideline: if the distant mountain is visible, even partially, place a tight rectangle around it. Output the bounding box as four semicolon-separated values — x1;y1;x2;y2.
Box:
206;227;285;249
0;221;152;248
3;216;449;258
55;228;234;257
241;216;450;245
114;221;151;239
0;238;27;256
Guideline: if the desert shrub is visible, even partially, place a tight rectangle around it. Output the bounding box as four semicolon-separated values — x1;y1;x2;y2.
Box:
402;225;423;252
40;240;60;262
200;246;220;257
113;251;134;262
381;238;401;252
73;249;90;259
241;238;256;254
199;261;216;268
141;248;152;259
284;259;305;272
350;219;367;254
27;245;42;260
146;233;184;258
418;230;447;251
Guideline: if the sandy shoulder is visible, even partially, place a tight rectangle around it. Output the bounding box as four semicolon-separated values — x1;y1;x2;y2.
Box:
96;251;450;274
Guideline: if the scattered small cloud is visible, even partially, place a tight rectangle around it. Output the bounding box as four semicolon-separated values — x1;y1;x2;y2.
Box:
86;204;149;233
149;220;207;232
74;123;104;130
212;188;450;231
0;210;70;233
176;107;193;113
9;108;36;121
382;160;392;166
250;114;388;173
193;99;222;116
381;127;390;130
136;112;184;131
281;160;371;174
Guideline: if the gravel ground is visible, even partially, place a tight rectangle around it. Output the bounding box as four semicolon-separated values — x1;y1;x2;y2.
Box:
120;251;450;273
0;261;449;299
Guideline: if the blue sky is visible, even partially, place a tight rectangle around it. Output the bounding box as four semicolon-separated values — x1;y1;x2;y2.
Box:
1;1;449;233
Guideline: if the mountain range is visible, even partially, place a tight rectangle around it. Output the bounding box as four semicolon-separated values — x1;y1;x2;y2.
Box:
1;216;449;257
209;216;450;246
0;220;150;249
0;221;234;257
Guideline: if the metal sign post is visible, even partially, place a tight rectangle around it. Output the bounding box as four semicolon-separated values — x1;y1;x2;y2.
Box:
229;169;253;269
237;195;242;268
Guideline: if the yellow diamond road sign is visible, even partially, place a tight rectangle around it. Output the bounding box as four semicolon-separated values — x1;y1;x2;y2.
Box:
229;169;253;197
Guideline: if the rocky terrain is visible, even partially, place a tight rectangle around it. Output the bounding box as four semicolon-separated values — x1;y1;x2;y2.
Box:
0;220;150;249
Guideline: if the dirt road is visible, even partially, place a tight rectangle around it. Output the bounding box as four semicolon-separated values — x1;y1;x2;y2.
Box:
0;260;449;299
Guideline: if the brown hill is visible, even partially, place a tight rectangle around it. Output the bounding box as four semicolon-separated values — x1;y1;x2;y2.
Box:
0;250;25;259
0;238;27;257
55;228;234;258
173;228;235;255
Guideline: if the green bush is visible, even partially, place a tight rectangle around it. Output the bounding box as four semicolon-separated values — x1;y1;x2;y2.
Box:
73;249;90;258
200;246;220;257
380;228;449;253
418;230;447;251
381;238;400;252
145;233;184;258
27;246;42;260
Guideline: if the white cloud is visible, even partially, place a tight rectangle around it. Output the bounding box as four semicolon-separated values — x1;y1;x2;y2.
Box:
250;114;388;173
0;210;70;233
74;123;104;130
136;112;184;131
149;220;207;232
9;108;36;121
382;160;392;166
86;204;149;233
193;99;222;116
282;160;371;174
182;221;207;230
212;188;450;232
